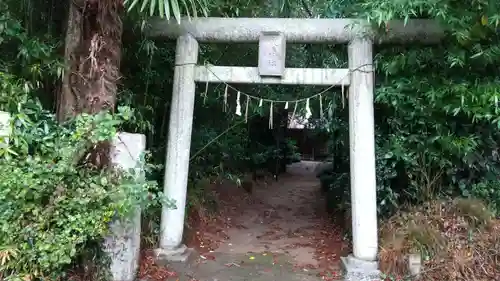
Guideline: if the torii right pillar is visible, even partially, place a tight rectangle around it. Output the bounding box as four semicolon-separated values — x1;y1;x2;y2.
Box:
341;36;380;281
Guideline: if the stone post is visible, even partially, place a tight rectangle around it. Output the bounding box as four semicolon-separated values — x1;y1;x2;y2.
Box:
341;38;380;281
156;34;199;262
104;132;146;281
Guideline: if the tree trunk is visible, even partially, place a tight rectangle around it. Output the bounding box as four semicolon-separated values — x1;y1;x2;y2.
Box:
58;0;123;121
58;0;123;169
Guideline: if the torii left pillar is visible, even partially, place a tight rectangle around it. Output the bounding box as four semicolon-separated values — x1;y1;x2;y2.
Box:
155;34;198;262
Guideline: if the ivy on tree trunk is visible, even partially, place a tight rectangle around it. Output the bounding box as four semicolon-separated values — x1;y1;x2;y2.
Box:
58;0;123;121
58;0;123;168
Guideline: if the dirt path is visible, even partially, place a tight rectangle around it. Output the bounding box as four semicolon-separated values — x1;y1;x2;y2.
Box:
141;161;349;281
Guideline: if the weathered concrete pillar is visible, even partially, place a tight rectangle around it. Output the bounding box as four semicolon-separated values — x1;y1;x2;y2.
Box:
104;132;146;281
156;34;198;262
341;38;380;281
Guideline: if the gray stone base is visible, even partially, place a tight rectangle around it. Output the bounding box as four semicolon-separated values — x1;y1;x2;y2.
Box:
155;244;197;264
341;255;381;281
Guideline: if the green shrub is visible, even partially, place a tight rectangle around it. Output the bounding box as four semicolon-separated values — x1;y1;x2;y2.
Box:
320;42;500;218
463;181;500;216
0;51;161;280
0;106;163;280
0;7;164;279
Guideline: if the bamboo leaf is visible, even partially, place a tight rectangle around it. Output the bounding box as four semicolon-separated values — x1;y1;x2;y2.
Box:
180;0;191;21
170;0;181;23
140;0;149;13
194;0;208;17
126;0;141;12
149;0;157;16
164;0;171;20
186;0;197;19
158;0;165;17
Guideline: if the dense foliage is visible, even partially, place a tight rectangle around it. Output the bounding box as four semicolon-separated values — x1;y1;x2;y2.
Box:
1;0;500;279
0;3;161;279
319;0;500;217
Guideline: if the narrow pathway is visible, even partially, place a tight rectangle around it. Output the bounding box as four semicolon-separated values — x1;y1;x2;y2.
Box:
161;161;348;281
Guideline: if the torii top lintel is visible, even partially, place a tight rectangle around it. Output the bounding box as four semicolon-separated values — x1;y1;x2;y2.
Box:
146;17;445;44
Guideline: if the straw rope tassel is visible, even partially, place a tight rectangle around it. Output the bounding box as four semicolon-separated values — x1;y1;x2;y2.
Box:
305;98;312;119
341;79;345;109
235;91;242;116
269;101;274;129
245;95;249;123
223;85;228;112
328;102;334;120
203;81;209;105
319;94;324;119
291;102;298;124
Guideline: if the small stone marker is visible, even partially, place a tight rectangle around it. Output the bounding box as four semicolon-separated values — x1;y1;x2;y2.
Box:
258;31;286;77
408;253;422;278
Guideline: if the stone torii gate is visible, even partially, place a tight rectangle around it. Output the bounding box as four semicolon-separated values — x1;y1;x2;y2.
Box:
147;17;443;280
